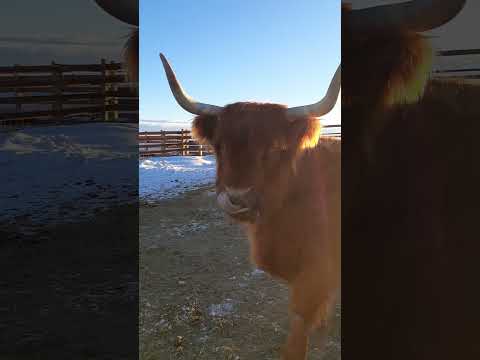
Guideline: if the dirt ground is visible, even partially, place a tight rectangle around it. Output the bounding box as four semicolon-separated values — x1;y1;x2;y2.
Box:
140;186;341;360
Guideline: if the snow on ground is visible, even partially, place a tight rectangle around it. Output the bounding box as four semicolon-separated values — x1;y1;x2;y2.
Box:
139;155;216;202
0;123;138;230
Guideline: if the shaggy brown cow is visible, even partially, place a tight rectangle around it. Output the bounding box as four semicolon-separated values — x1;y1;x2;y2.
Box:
342;1;477;359
160;54;341;359
93;0;139;83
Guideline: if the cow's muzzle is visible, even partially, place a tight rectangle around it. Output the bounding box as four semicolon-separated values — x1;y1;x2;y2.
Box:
217;187;259;222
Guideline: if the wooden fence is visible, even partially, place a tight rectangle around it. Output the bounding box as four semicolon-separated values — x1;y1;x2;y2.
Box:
434;48;480;79
139;130;213;157
0;59;138;126
139;125;341;157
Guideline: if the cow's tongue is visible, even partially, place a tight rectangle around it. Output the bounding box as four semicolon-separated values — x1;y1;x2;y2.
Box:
217;192;250;215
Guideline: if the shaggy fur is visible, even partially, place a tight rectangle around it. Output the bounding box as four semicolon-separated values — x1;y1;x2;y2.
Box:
342;3;433;163
342;3;480;359
193;102;340;359
342;3;432;109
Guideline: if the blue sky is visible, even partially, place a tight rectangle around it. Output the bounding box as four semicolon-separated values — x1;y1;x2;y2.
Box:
140;0;341;130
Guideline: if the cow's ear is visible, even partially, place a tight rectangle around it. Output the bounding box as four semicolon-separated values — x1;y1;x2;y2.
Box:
192;115;218;144
287;117;322;150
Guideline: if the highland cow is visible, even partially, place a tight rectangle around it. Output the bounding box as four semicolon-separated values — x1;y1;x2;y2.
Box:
160;50;341;359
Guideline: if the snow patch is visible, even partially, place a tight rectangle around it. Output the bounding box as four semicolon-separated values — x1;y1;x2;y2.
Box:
251;268;265;277
140;155;216;201
208;300;234;317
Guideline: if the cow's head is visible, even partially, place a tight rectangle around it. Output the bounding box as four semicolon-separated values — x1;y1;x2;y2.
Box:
343;0;465;109
93;0;139;83
160;54;340;222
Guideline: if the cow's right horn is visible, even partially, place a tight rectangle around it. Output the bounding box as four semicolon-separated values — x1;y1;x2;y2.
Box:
346;0;466;32
160;53;223;116
286;64;341;118
94;0;139;26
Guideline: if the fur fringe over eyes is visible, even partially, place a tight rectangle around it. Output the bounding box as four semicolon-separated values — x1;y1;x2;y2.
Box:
192;115;218;144
191;103;322;152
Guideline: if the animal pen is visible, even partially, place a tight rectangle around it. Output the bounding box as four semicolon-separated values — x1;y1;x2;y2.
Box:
139;129;214;157
139;124;341;157
0;59;138;127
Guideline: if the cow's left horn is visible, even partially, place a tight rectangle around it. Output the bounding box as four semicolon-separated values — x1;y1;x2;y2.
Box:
160;53;223;116
346;0;466;32
93;0;138;26
286;65;341;118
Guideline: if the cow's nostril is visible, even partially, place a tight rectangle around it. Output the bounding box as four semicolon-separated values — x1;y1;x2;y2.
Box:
225;187;256;208
229;195;243;206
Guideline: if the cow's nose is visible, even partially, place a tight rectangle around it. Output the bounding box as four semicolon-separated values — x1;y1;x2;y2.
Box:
217;187;257;215
226;187;257;209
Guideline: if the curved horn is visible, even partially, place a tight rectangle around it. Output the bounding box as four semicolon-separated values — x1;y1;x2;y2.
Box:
160;53;223;116
94;0;138;26
286;64;341;118
346;0;466;32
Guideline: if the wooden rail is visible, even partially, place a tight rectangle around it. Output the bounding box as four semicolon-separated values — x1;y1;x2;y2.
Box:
139;125;341;157
0;59;138;126
139;130;213;157
434;48;480;77
437;48;480;57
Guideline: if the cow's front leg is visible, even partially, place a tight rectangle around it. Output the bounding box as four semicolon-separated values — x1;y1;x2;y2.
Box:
282;313;309;360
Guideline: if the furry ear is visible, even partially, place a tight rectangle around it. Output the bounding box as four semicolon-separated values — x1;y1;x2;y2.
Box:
192;115;218;144
287;117;322;150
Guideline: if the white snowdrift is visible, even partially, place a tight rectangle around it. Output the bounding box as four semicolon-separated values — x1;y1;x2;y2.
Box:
139;155;216;202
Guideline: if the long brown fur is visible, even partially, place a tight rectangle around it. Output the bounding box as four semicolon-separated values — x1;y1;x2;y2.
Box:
342;2;433;165
193;102;340;359
342;3;432;109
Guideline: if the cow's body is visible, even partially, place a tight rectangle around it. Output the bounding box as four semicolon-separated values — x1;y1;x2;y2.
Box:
191;102;341;359
245;136;341;328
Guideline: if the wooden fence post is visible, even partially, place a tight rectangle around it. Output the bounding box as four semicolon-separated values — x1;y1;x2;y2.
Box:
51;61;63;123
14;64;21;115
102;58;117;121
181;129;186;156
161;130;165;154
110;60;119;120
13;64;23;127
102;59;109;121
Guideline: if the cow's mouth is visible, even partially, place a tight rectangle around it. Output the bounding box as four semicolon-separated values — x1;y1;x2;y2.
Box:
217;189;259;223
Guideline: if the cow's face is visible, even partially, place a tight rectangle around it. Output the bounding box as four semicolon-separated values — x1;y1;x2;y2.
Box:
193;103;321;223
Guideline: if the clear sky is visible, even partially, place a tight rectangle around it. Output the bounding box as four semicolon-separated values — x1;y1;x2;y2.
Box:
140;0;341;131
